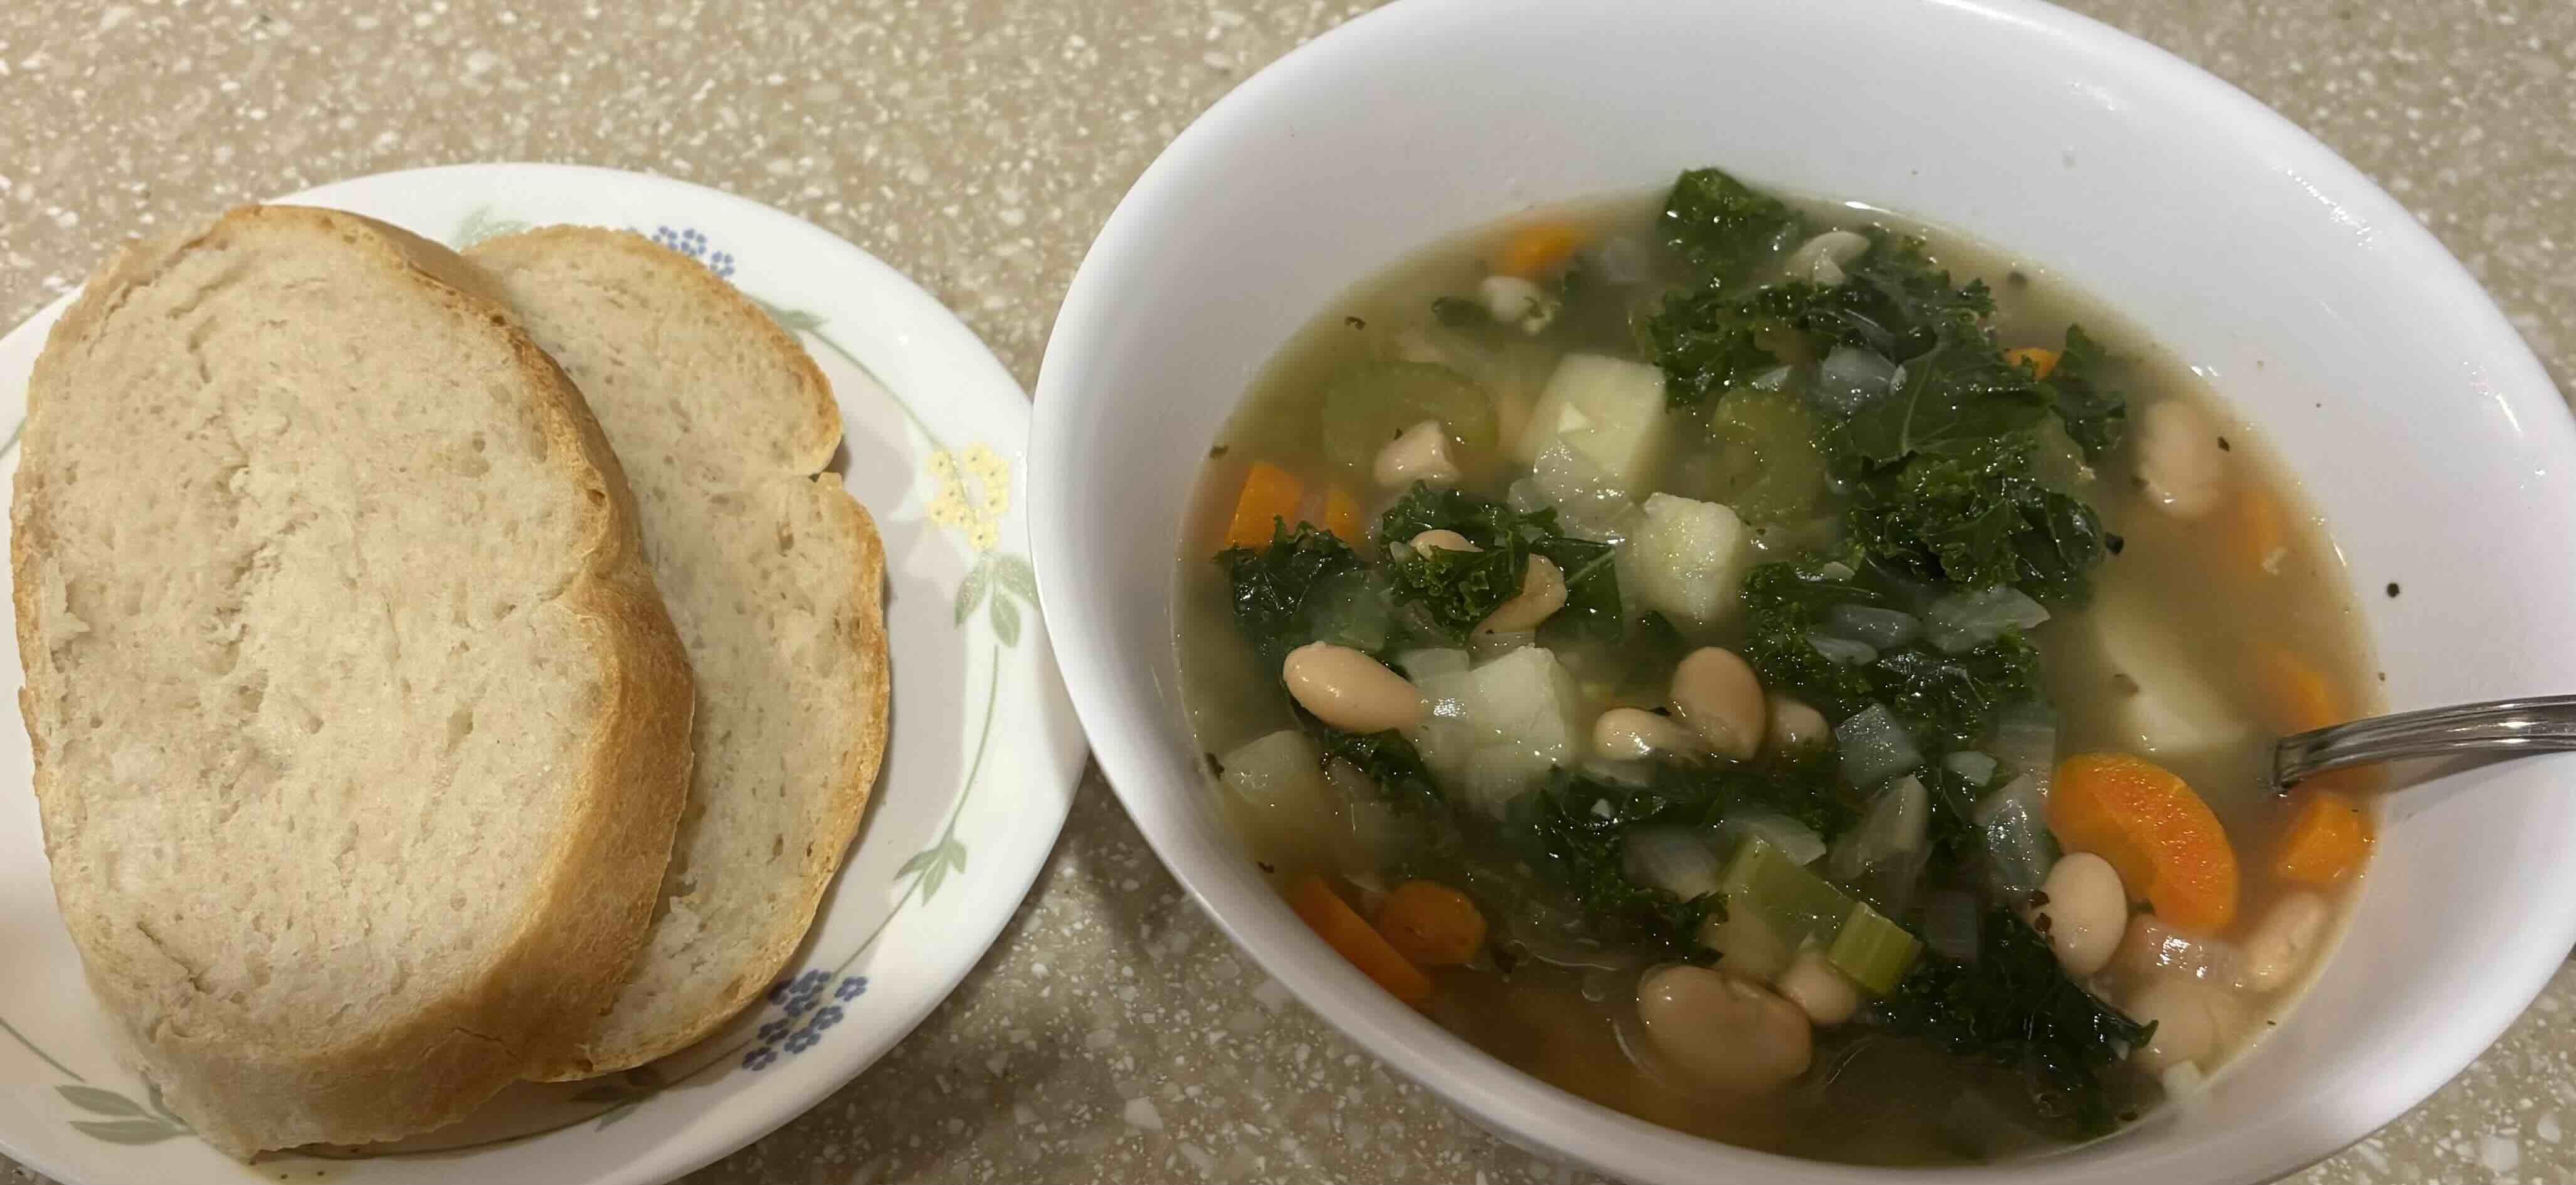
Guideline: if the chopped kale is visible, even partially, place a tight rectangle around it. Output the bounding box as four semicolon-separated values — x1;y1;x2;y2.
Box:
1661;167;1804;280
1736;562;2044;750
1513;766;1722;962
1843;436;2108;603
1376;484;1621;643
1213;521;1366;668
1795;231;1997;363
1304;718;1447;813
1874;907;2155;1139
2041;324;2127;459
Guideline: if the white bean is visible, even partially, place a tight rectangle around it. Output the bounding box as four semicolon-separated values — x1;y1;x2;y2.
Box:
2109;912;2248;985
1478;274;1557;334
1475;555;1566;635
1773;951;1859;1026
1765;697;1830;754
2239;892;2331;993
1375;419;1464;490
1669;648;1766;761
1282;642;1425;734
2030;852;2128;978
1635;965;1813;1093
1591;707;1701;761
1697;908;1791;984
2135;400;2225;519
2125;973;2228;1073
1407;528;1479;555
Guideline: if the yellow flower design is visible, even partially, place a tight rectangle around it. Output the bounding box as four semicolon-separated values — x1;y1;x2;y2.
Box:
927;443;1010;553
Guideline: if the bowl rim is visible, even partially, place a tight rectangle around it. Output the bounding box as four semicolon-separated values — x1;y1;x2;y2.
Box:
1030;0;2576;1181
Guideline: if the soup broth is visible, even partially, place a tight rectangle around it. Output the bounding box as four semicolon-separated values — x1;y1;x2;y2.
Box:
1173;169;2377;1164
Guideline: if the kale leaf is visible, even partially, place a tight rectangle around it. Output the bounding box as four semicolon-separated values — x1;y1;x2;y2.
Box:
1641;282;1818;408
1843;436;2107;602
2042;324;2127;459
1874;907;2155;1139
1831;331;2051;464
1795;231;1997;363
1661;167;1803;280
1213;522;1366;668
1376;485;1620;642
1513;766;1723;962
1736;562;2043;750
1305;718;1447;813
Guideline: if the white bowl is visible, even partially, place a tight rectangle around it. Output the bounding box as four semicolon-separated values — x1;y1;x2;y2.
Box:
1028;1;2576;1181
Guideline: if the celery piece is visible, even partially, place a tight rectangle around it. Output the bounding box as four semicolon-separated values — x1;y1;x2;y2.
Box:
1718;835;1924;995
1828;902;1925;994
1710;388;1826;525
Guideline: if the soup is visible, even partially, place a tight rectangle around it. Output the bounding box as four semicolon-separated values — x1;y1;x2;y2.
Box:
1173;167;2377;1164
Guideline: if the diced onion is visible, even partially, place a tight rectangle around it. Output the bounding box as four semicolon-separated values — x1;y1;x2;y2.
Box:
1815;346;1900;414
1825;604;1921;650
1943;750;1998;786
1623;827;1722;901
1925;586;2052;653
1829;774;1930;883
1815;561;1858;582
1970;774;2057;900
1807;633;1879;666
1989;703;2058;793
1835;705;1922;787
1717;811;1828;867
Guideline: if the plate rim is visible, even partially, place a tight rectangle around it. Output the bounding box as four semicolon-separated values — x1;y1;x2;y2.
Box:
0;161;1087;1185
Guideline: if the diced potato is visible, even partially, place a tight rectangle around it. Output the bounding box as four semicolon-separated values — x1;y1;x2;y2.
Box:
1220;730;1341;863
2088;580;2250;757
1409;646;1587;814
1514;354;1671;493
1622;492;1752;628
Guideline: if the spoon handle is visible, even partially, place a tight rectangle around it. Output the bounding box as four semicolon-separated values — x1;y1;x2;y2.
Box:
2274;695;2576;787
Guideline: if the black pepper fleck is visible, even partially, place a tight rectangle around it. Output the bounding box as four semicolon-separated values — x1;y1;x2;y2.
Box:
2027;890;2051;909
1208;444;1230;458
2007;269;2030;287
1344;315;1366;330
2112;672;2141;695
2217;436;2232;451
2105;532;2125;556
1205;752;1225;777
2386;582;2401;598
2032;912;2054;934
1255;861;1275;874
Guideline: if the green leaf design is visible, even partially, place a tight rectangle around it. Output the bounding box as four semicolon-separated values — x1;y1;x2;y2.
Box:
954;557;991;625
57;1085;144;1117
990;592;1022;648
453;208;532;250
71;1117;183;1145
908;836;969;903
993;553;1038;603
754;297;827;334
897;845;942;878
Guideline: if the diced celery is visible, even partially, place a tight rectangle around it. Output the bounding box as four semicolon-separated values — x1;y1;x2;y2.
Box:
1717;835;1923;995
1319;361;1498;474
1710;389;1827;525
1827;902;1925;995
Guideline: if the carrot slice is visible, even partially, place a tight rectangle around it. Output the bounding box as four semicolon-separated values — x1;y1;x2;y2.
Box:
2252;645;2346;735
2274;789;2373;885
1496;221;1588;280
2229;487;2289;577
1373;880;1487;967
2049;753;2241;930
1319;487;1365;544
2004;347;2061;381
1289;875;1433;1004
1223;461;1304;550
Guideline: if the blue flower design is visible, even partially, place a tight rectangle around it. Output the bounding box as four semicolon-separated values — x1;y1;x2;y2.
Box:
783;992;819;1018
708;250;736;280
792;969;830;996
810;1004;845;1031
834;975;868;1002
757;1018;793;1043
648;224;739;282
741;1045;777;1072
765;977;793;1006
784;1026;821;1054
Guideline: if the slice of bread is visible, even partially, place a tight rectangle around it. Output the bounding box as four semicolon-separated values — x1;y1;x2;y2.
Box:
12;206;695;1156
467;227;889;1077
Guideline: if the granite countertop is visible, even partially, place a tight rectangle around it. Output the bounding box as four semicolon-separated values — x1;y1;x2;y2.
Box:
2;1;2570;1182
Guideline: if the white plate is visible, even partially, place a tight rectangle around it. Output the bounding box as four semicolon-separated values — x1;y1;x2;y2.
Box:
0;164;1087;1185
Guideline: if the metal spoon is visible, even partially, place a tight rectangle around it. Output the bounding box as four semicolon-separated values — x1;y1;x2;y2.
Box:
2273;695;2576;787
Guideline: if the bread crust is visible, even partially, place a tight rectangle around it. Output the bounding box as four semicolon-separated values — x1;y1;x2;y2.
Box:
467;227;890;1077
11;206;695;1156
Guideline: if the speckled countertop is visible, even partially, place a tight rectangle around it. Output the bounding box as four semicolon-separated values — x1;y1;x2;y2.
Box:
1;1;2570;1182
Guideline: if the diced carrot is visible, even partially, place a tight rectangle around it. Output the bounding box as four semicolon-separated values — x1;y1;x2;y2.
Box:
1320;487;1365;544
1496;221;1588;280
1223;461;1304;550
2049;752;2241;930
2274;789;2373;886
2252;645;2346;735
2004;347;2061;381
2229;486;2289;577
1289;875;1434;1005
1373;880;1487;967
